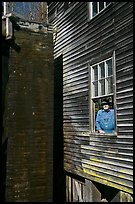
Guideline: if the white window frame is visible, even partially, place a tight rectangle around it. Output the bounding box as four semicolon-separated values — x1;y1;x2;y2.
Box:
91;57;113;99
88;2;111;20
89;52;117;134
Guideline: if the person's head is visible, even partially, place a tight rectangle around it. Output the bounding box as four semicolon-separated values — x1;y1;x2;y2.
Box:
101;99;110;111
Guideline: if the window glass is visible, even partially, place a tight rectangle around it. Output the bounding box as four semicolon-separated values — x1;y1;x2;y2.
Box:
93;81;98;97
91;58;112;97
93;65;98;81
92;2;98;17
107;77;113;94
100;79;105;95
106;59;112;76
99;62;105;79
106;2;111;6
99;2;104;12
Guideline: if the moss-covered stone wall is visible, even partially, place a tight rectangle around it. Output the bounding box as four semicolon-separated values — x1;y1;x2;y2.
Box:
4;23;54;202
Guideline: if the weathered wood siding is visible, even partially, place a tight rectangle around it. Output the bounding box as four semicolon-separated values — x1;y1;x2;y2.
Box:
48;2;133;195
4;22;54;202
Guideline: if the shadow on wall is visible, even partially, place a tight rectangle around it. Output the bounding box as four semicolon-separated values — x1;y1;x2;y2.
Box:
53;55;66;202
2;37;10;202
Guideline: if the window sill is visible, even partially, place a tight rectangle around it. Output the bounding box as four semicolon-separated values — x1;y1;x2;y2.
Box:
89;131;117;137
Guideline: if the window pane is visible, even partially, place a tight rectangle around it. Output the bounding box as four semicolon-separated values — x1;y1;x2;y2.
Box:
100;79;105;95
92;2;97;17
99;62;105;79
93;81;98;97
107;77;113;94
93;65;98;81
99;2;104;12
106;59;112;76
106;2;111;6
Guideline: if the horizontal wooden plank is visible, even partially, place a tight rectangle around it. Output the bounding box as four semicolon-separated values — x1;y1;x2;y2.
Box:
49;1;133;194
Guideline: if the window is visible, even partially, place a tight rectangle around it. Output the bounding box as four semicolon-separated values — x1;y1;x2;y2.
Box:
91;58;113;97
88;2;111;19
89;54;116;134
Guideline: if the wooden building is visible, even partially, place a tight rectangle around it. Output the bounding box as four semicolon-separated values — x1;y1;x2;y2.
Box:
48;2;133;202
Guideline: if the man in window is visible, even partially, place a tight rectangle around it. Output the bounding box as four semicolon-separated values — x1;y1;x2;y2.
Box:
96;99;114;133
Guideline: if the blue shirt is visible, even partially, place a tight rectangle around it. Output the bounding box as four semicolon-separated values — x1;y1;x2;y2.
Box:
96;109;115;133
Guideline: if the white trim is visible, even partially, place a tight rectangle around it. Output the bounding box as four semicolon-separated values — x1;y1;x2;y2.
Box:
92;93;114;100
3;2;7;15
112;50;117;134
